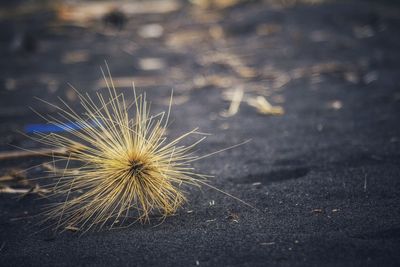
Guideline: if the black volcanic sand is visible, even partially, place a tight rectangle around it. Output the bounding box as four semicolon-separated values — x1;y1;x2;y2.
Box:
1;0;400;266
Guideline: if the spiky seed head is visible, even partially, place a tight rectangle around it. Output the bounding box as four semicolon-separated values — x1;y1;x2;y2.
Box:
32;72;209;231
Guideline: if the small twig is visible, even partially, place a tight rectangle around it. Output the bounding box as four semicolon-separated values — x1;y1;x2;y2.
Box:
0;186;30;194
0;185;50;196
19;184;51;198
0;175;15;182
0;147;67;160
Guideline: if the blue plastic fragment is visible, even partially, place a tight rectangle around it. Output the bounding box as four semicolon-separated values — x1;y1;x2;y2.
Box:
24;120;100;134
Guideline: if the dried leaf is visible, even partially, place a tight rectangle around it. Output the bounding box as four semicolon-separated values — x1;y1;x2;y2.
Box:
247;96;284;115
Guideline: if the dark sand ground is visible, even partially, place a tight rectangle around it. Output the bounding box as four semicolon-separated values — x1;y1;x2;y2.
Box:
0;0;400;266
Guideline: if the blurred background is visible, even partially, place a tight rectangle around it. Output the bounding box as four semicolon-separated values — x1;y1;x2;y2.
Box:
1;0;399;152
1;0;400;266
